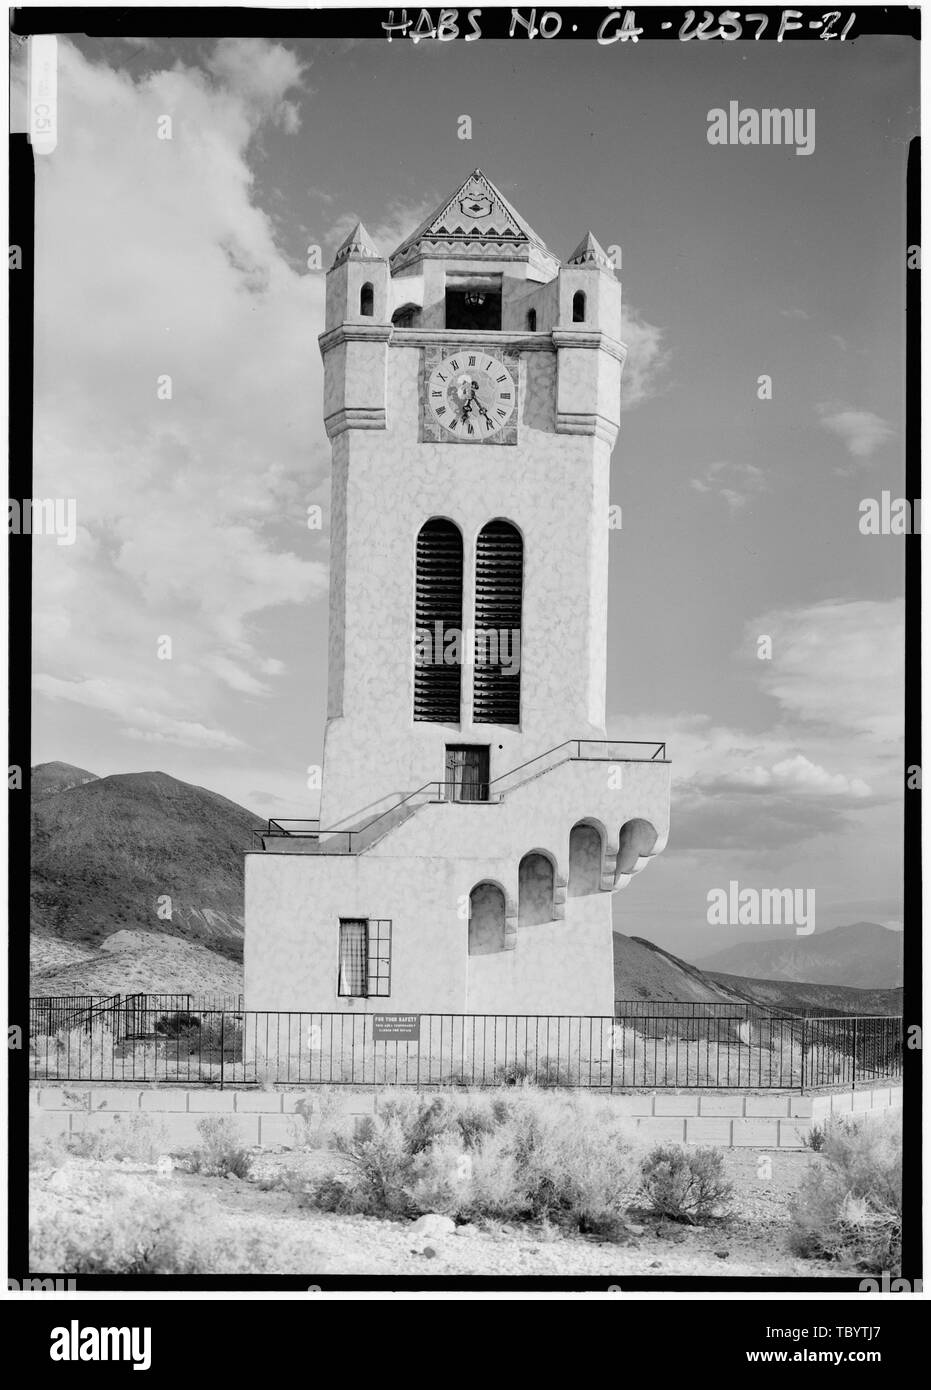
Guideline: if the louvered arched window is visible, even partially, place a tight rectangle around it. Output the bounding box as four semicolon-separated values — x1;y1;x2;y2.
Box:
414;519;463;723
473;520;522;725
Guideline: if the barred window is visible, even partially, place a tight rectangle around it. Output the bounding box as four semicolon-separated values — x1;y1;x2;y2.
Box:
337;918;392;998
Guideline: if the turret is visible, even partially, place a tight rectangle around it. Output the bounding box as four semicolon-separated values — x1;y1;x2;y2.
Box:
554;232;625;445
320;222;390;438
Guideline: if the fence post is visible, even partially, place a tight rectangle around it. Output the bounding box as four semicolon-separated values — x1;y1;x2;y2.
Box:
800;1016;808;1094
220;1012;225;1091
609;1018;615;1091
852;1016;858;1090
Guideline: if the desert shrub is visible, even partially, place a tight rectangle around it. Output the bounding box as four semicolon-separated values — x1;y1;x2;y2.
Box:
789;1115;901;1271
288;1088;356;1150
159;1019;242;1061
804;1123;827;1153
302;1089;641;1234
30;1187;325;1274
639;1145;733;1223
186;1116;253;1179
154;1012;201;1037
469;1094;642;1233
76;1115;170;1164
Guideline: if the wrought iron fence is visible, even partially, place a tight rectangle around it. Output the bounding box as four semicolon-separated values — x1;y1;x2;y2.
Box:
29;992;244;1039
27;1001;903;1092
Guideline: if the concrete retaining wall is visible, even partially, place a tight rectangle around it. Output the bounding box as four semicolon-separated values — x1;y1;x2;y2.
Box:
29;1081;902;1151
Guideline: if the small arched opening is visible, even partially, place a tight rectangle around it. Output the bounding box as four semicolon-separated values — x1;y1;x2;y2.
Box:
360;282;374;317
469;881;506;955
572;291;586;323
568;821;604;897
526;308;537;332
518;851;555;927
616;818;658;874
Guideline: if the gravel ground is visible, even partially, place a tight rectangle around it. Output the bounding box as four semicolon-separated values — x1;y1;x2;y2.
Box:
30;1145;842;1279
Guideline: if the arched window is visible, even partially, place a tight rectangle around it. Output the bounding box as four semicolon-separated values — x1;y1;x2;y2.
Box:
569;822;603;897
572;291;586;323
616;818;658;874
414;519;463;723
473;520;522;725
526;308;537;332
360;282;374;317
469;881;506;955
518;852;555;927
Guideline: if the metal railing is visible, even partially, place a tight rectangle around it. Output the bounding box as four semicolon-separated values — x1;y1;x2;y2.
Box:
28;1002;902;1092
254;738;669;852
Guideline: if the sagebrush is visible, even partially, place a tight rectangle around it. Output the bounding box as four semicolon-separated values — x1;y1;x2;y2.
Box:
303;1089;642;1235
639;1145;733;1223
186;1116;253;1179
789;1115;901;1271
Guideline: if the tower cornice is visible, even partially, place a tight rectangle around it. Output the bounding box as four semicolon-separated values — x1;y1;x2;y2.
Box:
551;328;627;365
318;322;393;357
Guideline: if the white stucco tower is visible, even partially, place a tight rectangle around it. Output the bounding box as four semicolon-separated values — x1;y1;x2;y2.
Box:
245;171;670;1016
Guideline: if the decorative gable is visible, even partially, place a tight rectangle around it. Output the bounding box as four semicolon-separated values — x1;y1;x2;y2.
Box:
390;169;559;276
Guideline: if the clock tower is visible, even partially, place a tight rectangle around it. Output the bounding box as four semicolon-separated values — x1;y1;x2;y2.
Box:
245;171;670;1018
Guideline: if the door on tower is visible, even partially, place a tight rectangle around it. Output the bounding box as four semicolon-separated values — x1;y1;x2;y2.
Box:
445;745;490;802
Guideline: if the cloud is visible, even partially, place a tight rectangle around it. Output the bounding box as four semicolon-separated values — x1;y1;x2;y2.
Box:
780;307;811;320
751;599;904;742
326;196;437;261
690;459;767;513
205;37;306;130
818;405;895;459
607;597;903;855
706;754;871;799
31;39;328;753
33;675;245;751
620;303;669;410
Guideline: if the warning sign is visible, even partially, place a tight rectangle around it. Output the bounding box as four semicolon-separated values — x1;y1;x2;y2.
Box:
372;1013;421;1042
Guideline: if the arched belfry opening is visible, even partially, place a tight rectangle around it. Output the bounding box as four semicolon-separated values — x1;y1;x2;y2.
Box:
473;520;522;725
360;281;374;317
414;518;463;723
572;290;586;323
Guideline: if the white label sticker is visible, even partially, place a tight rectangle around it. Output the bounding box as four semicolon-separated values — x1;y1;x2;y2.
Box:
29;35;58;155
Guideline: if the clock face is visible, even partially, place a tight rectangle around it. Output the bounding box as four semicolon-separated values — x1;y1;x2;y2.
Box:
425;349;517;443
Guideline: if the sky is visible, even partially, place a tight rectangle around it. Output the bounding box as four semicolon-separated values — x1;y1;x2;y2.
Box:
16;28;916;958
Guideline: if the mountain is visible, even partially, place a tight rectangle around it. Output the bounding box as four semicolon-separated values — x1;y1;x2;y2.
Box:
31;761;99;798
694;922;903;989
31;769;264;966
613;934;901;1016
614;933;747;1006
705;970;902;1017
30;930;245;998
